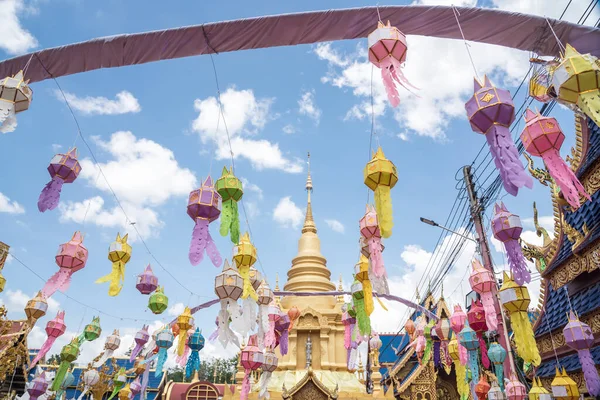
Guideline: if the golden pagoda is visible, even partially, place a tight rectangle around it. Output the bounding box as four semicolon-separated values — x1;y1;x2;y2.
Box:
231;154;392;400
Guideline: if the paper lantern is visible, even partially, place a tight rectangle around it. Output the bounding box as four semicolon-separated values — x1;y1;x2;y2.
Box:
458;322;480;392
118;384;131;400
215;166;243;244
214;259;243;348
136;264;158;295
469;259;498;332
405;319;416;338
521;109;590;210
551;367;579;400
96;233;131;296
342;306;357;364
274;311;291;355
257;281;273;349
0;70;32;133
186;328;205;379
450;304;468;366
78;369;100;400
529;377;552;400
94;329;120;368
506;374;527;400
360;236;385;259
354;254;374;316
240;335;264;400
187;176;222;267
130;377;142;400
0;241;8;293
249;266;262;291
529;65;554;103
551;44;600;126
409;316;427;363
368;21;415;107
288;305;301;331
130;325;149;362
370;333;382;367
232;232;259;336
264;303;281;349
42;231;88;298
448;338;469;400
259;349;278;400
498;272;540;366
489;380;507;400
38;148;81;213
56;370;74;400
155;326;175;378
81;316;102;342
364;147;397;238
465;76;532;196
51;338;81;391
467;298;490;369
30;310;66;369
359;205;386;280
488;342;507;391
25;291;48;323
562;311;600;396
27;371;48;400
176;307;194;356
108;368;127;400
475;375;490;400
148;286;168;314
435;315;452;366
422;320;434;365
491;203;531;285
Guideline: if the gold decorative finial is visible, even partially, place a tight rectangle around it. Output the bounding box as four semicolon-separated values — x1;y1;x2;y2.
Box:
337;275;344;303
415;288;420;302
306;152;313;192
302;151;317;234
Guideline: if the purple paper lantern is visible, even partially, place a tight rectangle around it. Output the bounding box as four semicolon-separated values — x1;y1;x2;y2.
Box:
187;176;222;267
27;372;48;400
136;264;158;295
465;76;532;197
563;311;600;397
491;202;531;285
38;148;82;212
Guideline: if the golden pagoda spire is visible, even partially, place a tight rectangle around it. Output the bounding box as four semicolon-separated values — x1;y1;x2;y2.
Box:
337;274;344;303
282;152;336;301
303;152;317;234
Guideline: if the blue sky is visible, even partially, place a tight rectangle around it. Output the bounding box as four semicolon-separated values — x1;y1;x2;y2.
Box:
0;0;598;363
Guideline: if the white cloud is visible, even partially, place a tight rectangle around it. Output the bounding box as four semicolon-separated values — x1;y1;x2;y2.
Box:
191;87;303;173
324;219;345;234
298;90;321;124
58;131;196;239
273;197;304;229
56;90;141;115
0;192;25;214
314;0;599;140
51;144;62;152
167;302;185;317
282;124;296;134
59;196;162;241
0;0;38;55
239;177;263;219
240;177;264;200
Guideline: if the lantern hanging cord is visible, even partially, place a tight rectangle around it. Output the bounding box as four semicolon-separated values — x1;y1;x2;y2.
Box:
542;305;561;367
562;286;575;313
35;54;208;300
8;252;161;323
544;17;566;53
451;5;480;81
207;48;268;280
22;53;35;76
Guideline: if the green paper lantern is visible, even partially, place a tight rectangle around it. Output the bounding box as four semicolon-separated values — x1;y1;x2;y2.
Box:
148;286;169;314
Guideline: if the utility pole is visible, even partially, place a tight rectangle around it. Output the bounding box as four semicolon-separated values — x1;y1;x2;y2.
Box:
462;165;516;378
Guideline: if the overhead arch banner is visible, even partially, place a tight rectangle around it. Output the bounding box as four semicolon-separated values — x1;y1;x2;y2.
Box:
0;5;598;83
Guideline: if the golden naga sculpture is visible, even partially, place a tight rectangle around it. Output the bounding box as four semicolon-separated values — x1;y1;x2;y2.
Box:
562;215;589;251
520;202;555;273
524;153;552;186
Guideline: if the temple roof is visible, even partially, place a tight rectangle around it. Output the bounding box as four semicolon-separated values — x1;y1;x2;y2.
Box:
378;334;410;364
535;345;600;378
534;280;600;336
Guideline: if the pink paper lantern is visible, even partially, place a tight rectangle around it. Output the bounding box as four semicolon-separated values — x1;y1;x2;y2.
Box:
359;205;385;278
468;259;498;331
29;310;67;369
506;374;527;400
240;335;264;400
491;203;530;285
27;372;48;400
42;232;88;298
136;264;158;295
450;305;468;366
520;109;591;210
187;176;222;267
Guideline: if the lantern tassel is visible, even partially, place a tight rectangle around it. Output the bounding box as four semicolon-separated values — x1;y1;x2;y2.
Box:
38;176;65;213
348;347;358;370
93;349;115;368
76;387;90;400
41;269;72;298
240;370;251;400
258;305;269;350
486;125;533;196
510;311;541;366
493;362;504;391
176;344;190;366
95;260;126;297
220;199;241;244
176;331;187;357
379;56;418;108
374;186;393;238
185;349;200;380
543;149;591;210
129;341;145;363
422;336;432;365
344;320;353;350
480;292;498;332
362;279;374;316
189;219;222;267
367;237;385;278
458;342;468;366
468;351;480;397
354;297;371;336
578;348;600;396
154;348;168;378
140;363;151;400
504;239;531;286
476;332;490;369
50;361;70;391
258;370;273;400
279;330;289;355
453;360;469;400
579;90;600;128
239;267;258;301
434;341;441;367
29;336;59;370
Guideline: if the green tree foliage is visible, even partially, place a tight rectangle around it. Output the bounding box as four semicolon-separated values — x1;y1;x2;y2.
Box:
167;356;238;383
46;354;61;365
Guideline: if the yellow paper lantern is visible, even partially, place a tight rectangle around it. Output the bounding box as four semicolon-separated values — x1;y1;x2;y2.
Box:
233;232;258;301
551;368;579;400
364;147;397;238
